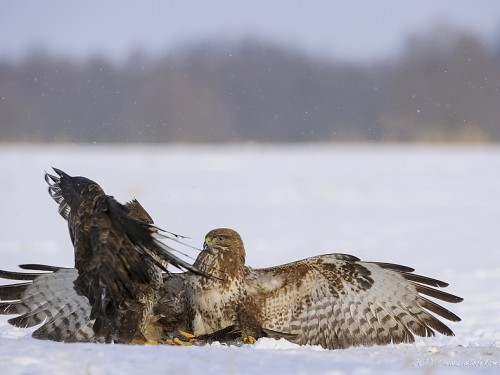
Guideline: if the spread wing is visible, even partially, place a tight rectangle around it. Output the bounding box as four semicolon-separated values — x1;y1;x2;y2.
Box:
249;254;463;349
0;265;96;342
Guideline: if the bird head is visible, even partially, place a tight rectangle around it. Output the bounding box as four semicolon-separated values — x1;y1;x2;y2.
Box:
203;228;246;263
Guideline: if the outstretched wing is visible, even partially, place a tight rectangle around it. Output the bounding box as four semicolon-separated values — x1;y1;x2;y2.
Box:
0;265;95;342
250;254;462;349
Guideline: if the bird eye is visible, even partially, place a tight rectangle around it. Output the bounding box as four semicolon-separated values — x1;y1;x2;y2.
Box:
217;236;223;241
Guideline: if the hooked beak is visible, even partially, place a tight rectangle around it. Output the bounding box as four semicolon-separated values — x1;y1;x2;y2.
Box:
203;236;212;252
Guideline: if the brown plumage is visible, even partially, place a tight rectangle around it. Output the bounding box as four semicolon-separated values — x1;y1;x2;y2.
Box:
39;168;209;343
186;228;463;349
186;229;260;339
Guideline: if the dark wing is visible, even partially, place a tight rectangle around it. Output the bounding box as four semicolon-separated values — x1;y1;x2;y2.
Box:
0;265;95;342
43;168;212;342
249;254;462;349
45;168;161;342
104;196;213;278
85;195;151;334
45;168;210;278
45;168;105;272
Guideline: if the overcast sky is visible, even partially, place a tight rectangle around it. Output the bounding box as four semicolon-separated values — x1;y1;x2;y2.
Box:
2;0;500;62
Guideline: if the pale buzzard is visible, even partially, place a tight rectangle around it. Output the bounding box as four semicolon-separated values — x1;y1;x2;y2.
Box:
186;228;463;349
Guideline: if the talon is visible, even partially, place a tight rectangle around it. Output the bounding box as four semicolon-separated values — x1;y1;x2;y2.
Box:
164;330;198;346
130;338;158;345
165;337;195;346
178;330;196;340
243;336;256;344
173;337;187;346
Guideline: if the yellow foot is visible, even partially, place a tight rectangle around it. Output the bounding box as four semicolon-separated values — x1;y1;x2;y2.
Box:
165;337;194;346
178;330;196;340
243;336;256;344
165;330;198;346
129;338;159;345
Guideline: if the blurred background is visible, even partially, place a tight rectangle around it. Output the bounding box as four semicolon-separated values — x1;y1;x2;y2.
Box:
1;3;499;347
1;0;500;144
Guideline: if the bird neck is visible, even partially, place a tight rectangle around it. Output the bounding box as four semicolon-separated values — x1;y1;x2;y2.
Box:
194;246;245;283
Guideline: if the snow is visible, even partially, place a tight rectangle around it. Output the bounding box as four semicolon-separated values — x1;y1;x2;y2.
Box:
0;143;499;374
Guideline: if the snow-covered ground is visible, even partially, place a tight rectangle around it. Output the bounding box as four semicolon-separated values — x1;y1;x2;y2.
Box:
0;143;499;374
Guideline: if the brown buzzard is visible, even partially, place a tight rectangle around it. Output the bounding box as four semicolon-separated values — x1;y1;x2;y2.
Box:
0;168;207;343
186;228;463;349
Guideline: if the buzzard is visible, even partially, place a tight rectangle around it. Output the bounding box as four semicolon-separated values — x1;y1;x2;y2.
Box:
5;168;210;343
0;169;463;349
186;228;463;349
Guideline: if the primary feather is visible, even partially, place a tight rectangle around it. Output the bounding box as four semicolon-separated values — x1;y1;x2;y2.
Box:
0;266;95;342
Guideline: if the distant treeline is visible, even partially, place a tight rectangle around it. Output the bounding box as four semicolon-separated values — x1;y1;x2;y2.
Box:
1;26;499;143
